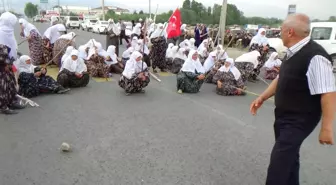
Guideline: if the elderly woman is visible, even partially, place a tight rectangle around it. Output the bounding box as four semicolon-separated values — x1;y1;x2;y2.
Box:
121;47;134;65
105;45;124;74
57;50;89;88
150;23;168;73
17;55;69;98
249;28;269;52
119;51;150;95
106;19;120;55
61;46;74;66
203;51;219;84
166;45;178;71
235;50;260;83
19;19;44;65
53;32;76;67
215;58;245;96
43;24;66;65
197;39;210;64
264;52;282;80
0;12;25;114
176;50;205;94
86;42;109;78
171;47;187;74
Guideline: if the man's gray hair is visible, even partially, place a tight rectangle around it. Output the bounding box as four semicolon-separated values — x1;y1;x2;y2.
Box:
283;13;311;37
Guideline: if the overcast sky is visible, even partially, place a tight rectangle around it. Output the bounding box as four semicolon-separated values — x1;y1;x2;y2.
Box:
7;0;335;20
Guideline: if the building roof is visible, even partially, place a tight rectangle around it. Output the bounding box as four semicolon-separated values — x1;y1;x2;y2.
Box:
61;6;91;11
92;6;129;12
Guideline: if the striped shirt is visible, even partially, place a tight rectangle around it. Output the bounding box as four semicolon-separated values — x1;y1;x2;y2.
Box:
278;36;336;95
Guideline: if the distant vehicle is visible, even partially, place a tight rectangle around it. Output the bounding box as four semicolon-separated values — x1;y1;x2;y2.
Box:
33;15;44;22
65;16;80;29
81;19;98;31
310;22;336;71
92;20;109;34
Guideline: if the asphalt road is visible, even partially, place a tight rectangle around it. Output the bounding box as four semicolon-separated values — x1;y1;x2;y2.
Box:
0;22;335;185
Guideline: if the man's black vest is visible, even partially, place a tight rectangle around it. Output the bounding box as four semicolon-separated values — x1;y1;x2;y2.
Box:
274;40;332;119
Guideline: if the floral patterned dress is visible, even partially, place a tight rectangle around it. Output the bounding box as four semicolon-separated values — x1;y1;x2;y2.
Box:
86;55;109;78
150;36;168;71
57;69;90;88
215;71;245;96
0;45;17;110
119;69;150;93
52;38;76;67
171;58;184;74
27;30;44;65
176;71;204;93
42;37;53;65
234;62;254;83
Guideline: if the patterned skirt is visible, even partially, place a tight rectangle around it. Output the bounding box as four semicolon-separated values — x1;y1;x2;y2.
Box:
0;70;17;109
204;70;218;84
86;60;109;78
118;74;150;93
235;62;254;83
42;38;53;65
57;69;90;88
171;58;184;74
176;71;204;93
29;31;44;65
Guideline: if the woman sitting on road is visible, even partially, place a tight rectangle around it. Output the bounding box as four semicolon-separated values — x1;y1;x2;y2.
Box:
121;47;134;65
78;44;89;60
53;32;76;67
234;50;260;83
215;58;246;96
105;45;124;74
57;50;89;88
19;19;44;65
166;45;178;71
119;51;150;96
263;52;282;80
176;50;205;94
86;42;109;78
43;24;66;65
171;47;187;74
61;46;74;66
17;55;70;98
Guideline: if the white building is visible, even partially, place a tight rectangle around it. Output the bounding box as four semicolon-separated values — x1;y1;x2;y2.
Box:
91;6;130;16
60;5;92;15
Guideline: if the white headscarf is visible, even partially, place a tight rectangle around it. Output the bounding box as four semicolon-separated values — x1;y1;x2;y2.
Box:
181;49;205;74
167;46;178;59
60;49;87;73
61;46;74;65
107;19;121;35
131;36;138;48
86;42;105;60
43;24;66;44
180;24;186;31
174;48;187;60
122;47;134;58
86;39;99;49
218;50;229;60
203;51;217;73
235;50;261;68
78;45;88;60
150;23;166;39
132;23;141;35
250;28;268;46
58;32;76;41
165;43;174;58
105;45;118;65
179;39;191;50
218;58;241;80
18;55;36;74
148;22;156;35
264;52;282;69
197;40;209;57
19;18;40;36
137;39;150;55
50;16;58;26
0;12;18;59
122;51;147;79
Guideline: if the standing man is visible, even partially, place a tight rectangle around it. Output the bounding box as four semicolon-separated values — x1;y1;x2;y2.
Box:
119;19;130;46
250;13;335;185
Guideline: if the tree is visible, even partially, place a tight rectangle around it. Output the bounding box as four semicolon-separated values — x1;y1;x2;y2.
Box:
139;10;144;14
24;2;38;18
133;10;137;14
207;6;212;15
329;16;336;22
182;0;191;9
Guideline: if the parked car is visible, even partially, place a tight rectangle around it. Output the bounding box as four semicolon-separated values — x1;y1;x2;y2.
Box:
81;19;98;31
65;16;80;29
33;15;44;22
92;20;109;34
310;22;336;72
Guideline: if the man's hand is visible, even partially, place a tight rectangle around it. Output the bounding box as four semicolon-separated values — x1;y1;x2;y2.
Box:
197;74;205;80
319;128;334;145
250;97;265;115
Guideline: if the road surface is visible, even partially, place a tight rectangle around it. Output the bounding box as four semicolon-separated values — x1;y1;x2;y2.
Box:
0;22;334;185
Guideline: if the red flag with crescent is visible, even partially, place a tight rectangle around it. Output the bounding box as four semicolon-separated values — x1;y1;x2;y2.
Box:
166;8;182;39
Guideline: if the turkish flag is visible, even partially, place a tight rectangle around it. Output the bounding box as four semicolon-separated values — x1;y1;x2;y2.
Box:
166;9;182;39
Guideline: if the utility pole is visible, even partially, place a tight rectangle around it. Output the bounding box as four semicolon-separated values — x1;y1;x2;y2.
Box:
101;0;105;20
149;0;151;19
219;0;227;46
